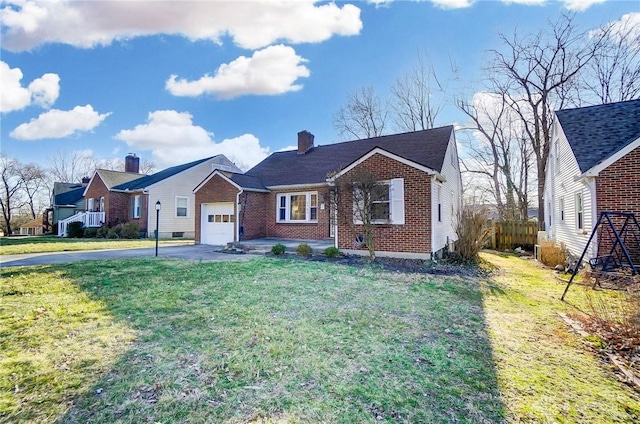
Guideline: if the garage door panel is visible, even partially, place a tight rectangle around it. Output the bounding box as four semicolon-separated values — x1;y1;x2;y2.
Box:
201;203;235;245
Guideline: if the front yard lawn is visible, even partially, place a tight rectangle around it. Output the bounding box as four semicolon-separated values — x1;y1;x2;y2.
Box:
1;253;638;423
0;235;194;255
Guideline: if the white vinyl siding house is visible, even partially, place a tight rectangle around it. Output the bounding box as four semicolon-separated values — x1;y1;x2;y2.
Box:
146;156;240;238
431;132;462;255
543;118;596;258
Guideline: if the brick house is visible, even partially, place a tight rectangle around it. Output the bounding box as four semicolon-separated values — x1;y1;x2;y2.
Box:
194;126;462;259
543;99;640;258
83;154;240;238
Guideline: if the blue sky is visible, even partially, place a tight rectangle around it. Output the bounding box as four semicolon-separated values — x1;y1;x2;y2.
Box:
1;0;638;173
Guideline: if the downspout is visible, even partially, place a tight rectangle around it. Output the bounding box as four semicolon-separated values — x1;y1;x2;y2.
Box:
586;177;598;257
236;189;244;242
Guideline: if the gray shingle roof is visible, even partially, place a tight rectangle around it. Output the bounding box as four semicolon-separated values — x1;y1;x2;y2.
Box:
228;173;267;191
113;157;213;190
54;186;85;206
556;99;640;173
245;126;453;187
96;169;142;189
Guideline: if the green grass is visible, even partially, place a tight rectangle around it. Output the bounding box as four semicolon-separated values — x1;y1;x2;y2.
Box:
0;235;193;255
479;252;639;423
1;253;638;423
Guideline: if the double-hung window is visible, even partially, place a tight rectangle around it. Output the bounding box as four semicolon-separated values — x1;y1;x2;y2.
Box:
370;184;390;222
354;178;405;225
132;195;141;219
277;192;318;223
575;192;583;230
176;196;189;218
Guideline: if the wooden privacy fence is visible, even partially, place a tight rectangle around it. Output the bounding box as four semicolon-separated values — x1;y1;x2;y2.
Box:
489;220;538;251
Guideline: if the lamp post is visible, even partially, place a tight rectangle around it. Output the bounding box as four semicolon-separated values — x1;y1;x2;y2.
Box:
155;200;161;257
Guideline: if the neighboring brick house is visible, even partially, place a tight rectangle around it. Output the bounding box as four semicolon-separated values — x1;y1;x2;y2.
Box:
83;154;241;238
194;126;462;259
543;98;640;258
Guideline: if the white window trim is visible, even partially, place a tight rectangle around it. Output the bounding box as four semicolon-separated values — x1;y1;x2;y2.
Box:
575;192;583;231
276;192;318;223
175;195;190;218
354;178;404;225
559;197;565;222
133;195;141;219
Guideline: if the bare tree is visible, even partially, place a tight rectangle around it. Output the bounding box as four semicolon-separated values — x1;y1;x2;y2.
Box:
48;150;97;183
458;91;534;221
581;15;640;103
0;155;25;235
330;167;387;259
391;53;445;131
489;14;603;229
334;86;388;140
19;163;46;219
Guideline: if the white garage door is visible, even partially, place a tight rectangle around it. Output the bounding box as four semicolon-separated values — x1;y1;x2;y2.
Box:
201;203;235;245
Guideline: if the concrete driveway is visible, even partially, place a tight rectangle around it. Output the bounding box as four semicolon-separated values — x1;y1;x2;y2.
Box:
0;244;256;268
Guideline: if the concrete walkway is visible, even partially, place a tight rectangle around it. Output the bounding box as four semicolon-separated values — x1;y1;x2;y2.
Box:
0;244;252;267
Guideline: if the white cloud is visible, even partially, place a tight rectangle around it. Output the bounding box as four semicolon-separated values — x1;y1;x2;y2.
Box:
114;110;269;170
10;105;111;140
277;145;298;152
0;1;362;52
501;0;545;5
166;45;310;99
561;0;606;11
0;61;60;112
430;0;475;9
598;13;640;49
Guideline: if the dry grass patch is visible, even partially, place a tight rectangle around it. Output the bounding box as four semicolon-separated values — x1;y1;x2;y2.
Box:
0;235;193;255
480;252;640;422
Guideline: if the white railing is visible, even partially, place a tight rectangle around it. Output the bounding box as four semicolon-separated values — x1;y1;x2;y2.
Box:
58;211;105;237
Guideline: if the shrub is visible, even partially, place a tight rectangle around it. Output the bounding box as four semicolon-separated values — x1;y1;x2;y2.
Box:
271;243;286;256
120;222;139;239
539;240;568;268
296;243;313;257
324;246;340;258
454;208;491;263
106;225;122;239
96;226;109;238
66;221;85;238
83;227;98;238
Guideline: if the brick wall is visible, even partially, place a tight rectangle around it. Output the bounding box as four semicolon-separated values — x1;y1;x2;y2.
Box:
265;186;331;240
240;191;268;240
194;175;239;243
336;154;432;255
129;193;148;233
596;146;640;255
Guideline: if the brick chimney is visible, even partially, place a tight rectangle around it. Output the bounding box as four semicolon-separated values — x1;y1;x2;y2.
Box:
125;153;140;173
297;130;314;155
81;176;90;184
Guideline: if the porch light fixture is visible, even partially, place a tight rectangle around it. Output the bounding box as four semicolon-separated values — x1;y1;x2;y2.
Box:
155;200;161;257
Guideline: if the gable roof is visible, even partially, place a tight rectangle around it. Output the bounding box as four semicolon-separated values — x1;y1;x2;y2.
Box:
96;169;142;189
54;186;86;206
556;99;640;173
113;156;214;190
245;126;454;187
194;170;268;193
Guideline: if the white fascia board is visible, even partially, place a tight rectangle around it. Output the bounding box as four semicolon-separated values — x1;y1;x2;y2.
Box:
580;136;640;178
82;171;99;197
194;169;240;193
326;147;438;182
266;182;327;190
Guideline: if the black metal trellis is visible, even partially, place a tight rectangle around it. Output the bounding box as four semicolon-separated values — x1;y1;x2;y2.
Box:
561;211;640;301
